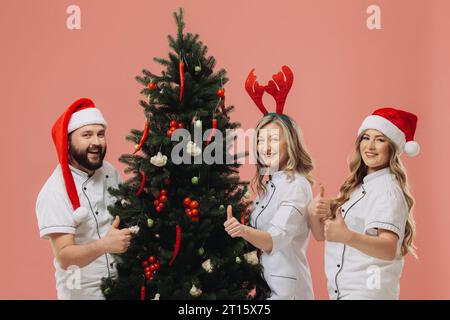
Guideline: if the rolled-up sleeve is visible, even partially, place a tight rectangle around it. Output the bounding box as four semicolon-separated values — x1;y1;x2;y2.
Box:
364;187;408;239
266;181;311;254
36;190;76;239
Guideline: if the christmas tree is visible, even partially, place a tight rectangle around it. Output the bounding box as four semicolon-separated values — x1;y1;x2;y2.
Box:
102;8;270;300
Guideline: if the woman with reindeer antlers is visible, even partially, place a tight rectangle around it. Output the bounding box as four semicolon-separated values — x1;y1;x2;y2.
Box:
224;66;315;300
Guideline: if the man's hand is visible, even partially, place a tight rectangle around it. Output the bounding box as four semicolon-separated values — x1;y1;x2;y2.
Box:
100;216;131;253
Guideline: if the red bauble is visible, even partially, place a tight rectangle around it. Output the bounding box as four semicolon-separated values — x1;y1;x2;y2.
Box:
154;199;160;207
159;195;168;202
191;209;199;216
189;200;199;209
154;263;161;270
183;197;192;207
145;271;153;279
185;208;191;215
177;122;184;129
160;189;168;196
170;120;178;128
149;264;157;272
217;88;225;98
166;129;173;137
141;261;149;268
156;206;163;213
144;266;151;273
148;82;156;90
148;256;157;264
164;177;171;185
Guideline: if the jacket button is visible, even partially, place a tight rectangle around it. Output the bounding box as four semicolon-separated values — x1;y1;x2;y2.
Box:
337;264;340;268
261;205;265;208
341;208;345;213
83;187;87;191
334;290;338;294
256;202;259;205
95;211;99;215
106;175;109;179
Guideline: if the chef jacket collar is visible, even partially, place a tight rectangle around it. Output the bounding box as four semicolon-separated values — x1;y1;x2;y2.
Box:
363;167;391;185
270;170;285;182
69;164;100;179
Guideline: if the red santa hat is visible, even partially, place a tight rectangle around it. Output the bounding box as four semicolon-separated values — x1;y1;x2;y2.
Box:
358;107;419;156
51;98;107;223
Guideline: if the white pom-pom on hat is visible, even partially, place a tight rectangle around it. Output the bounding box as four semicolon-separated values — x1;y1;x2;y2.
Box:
404;141;420;157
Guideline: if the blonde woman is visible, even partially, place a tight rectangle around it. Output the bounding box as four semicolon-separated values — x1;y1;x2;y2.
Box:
308;107;419;300
224;66;315;299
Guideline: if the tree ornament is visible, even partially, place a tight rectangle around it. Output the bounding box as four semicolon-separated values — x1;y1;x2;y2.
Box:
147;82;156;90
186;141;201;156
135;172;147;196
206;119;218;145
140;285;146;300
133;121;149;154
179;60;185;101
217;88;225;98
191;176;199;185
201;259;213;273
190;284;202;297
168;225;182;266
150;152;168;167
129;225;140;235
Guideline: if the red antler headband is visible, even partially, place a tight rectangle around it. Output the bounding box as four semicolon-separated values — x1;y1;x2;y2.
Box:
245;65;294;115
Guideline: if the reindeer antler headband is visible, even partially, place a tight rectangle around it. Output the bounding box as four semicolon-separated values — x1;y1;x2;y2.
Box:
245;65;294;115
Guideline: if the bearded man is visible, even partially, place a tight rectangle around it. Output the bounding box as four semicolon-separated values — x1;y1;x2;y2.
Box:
36;98;130;299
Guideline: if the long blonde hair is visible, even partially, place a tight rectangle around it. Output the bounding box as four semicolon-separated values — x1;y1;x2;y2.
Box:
331;131;417;258
251;114;314;198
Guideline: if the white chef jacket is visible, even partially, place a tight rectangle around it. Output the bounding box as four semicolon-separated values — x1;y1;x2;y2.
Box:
325;168;409;300
36;161;122;300
250;170;314;300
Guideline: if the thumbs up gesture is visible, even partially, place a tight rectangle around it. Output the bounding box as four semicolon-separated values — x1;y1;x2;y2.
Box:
101;216;132;254
224;205;246;238
308;185;331;221
324;208;352;244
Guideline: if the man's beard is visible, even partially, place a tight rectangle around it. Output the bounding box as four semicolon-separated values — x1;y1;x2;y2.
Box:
69;142;107;172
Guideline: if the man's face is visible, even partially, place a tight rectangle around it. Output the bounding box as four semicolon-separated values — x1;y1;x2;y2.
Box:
68;124;107;172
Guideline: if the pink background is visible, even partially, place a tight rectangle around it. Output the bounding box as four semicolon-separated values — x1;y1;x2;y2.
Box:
1;0;449;299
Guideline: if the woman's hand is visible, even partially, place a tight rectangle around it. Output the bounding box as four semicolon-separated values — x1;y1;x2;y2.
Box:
308;185;331;221
224;205;247;238
324;209;353;244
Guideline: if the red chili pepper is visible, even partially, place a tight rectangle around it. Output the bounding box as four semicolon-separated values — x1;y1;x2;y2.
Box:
140;285;146;300
169;225;181;267
241;205;247;225
206;118;218;145
133;121;149;154
135;171;146;196
220;96;226;113
179;61;185;102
